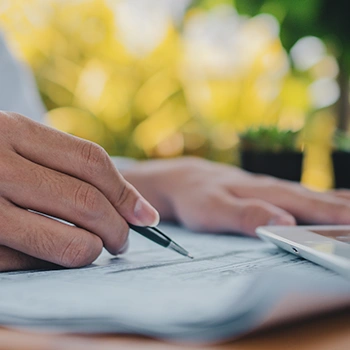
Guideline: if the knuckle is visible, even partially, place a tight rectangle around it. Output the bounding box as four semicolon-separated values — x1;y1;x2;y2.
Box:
0;111;15;140
1;111;25;128
73;182;103;219
244;200;265;212
0;110;15;121
79;141;111;177
0;110;10;126
0;111;33;146
60;235;102;268
239;200;266;233
114;182;130;208
256;173;285;189
205;190;223;206
188;191;222;231
327;202;350;223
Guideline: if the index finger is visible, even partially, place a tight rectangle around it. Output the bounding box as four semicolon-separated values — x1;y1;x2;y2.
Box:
3;112;159;227
231;176;350;225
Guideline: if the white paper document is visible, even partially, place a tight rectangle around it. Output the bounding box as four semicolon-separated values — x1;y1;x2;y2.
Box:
0;224;349;343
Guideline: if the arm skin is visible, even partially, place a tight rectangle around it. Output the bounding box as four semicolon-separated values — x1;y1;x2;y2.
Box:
2;111;350;272
0;111;159;272
121;157;350;236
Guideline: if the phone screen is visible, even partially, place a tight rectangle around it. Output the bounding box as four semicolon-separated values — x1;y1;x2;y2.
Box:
311;230;350;244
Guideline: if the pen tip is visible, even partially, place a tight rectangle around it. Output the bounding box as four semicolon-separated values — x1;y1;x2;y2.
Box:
168;241;194;259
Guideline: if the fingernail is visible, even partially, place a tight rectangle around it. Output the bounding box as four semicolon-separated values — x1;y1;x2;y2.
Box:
118;239;129;255
268;216;296;226
134;198;160;227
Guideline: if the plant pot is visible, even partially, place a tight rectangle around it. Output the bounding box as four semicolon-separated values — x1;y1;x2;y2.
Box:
332;151;350;188
240;151;303;182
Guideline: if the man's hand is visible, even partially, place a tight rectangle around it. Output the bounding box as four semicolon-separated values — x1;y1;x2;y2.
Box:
122;157;350;236
0;112;159;271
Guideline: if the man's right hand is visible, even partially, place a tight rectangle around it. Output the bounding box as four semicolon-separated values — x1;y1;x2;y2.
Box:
0;111;159;272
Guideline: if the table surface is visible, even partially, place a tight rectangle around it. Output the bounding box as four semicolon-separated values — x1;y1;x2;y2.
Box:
0;309;349;350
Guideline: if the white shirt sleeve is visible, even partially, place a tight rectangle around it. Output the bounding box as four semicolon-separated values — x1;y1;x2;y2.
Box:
0;31;46;123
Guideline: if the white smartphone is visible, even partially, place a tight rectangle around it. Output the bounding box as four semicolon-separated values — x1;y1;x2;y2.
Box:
256;225;350;279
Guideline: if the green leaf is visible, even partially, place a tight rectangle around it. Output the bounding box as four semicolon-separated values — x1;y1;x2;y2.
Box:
239;126;301;152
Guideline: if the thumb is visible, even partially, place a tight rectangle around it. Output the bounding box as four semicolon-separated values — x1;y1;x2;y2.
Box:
111;180;160;227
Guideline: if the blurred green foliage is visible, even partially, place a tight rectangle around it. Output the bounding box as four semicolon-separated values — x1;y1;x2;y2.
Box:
234;0;350;67
1;0;312;162
234;0;350;131
239;126;301;152
333;131;350;152
0;0;339;189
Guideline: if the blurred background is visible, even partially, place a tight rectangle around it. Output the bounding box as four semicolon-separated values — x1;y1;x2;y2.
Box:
0;0;349;189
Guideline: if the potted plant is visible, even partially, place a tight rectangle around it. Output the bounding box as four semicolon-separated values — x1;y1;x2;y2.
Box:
239;126;303;182
332;131;350;188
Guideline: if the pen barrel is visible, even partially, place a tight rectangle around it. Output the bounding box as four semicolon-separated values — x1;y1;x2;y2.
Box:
129;224;169;248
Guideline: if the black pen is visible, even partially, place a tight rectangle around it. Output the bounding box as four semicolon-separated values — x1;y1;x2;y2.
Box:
128;224;194;259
